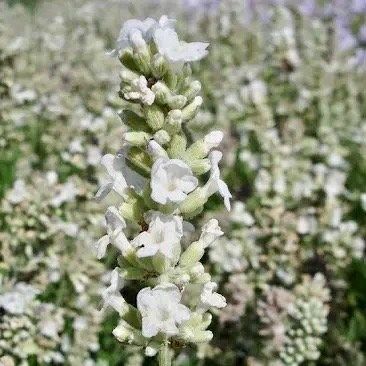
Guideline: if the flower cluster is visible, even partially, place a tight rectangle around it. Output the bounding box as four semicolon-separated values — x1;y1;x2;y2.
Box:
93;15;229;365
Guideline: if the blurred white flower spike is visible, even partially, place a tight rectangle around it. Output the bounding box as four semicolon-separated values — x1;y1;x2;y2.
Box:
95;14;227;366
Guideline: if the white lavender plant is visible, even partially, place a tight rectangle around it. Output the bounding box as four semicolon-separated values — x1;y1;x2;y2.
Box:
93;15;230;365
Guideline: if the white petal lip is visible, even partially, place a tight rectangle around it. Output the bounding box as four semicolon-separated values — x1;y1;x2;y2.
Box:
151;158;198;205
137;284;190;338
154;27;209;64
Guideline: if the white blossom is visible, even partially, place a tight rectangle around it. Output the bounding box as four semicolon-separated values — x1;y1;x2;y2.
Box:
200;282;226;309
199;219;224;248
203;130;224;152
153;27;209;66
203;151;232;210
150;157;198;205
132;213;183;259
109;15;174;56
101;269;127;315
137;284;190;338
123;76;155;105
94;206;131;259
96;152;144;201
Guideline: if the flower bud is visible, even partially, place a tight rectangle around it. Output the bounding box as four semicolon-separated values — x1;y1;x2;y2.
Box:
119;198;144;223
151;54;168;78
119;48;138;72
180;241;204;267
123;131;151;146
182;96;202;121
127;147;152;176
165;109;183;133
144;104;165;131
189;159;211;175
120;68;139;84
179;188;207;217
166;134;187;159
183;80;202;101
167;95;187;110
148;140;168;159
119;110;150;132
153;130;171;145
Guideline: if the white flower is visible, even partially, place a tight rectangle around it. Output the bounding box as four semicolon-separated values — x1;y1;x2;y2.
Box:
361;193;366;211
153;27;209;66
109;15;175;56
94;206;131;259
200;282;226;309
203;131;224;153
6;179;29;204
137;283;190;338
203;151;232;210
101;269;127;315
0;283;39;315
199;219;223;248
96;152;144;201
151;158;198;204
50;181;78;207
123;76;155;105
132;213;183;259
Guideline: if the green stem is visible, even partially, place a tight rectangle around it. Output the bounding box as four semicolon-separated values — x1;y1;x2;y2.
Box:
158;340;172;366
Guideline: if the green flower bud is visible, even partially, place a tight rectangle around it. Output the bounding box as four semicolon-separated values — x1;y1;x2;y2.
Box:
180;241;204;267
124;131;151;146
151;54;168;78
153;129;171;145
119;48;139;72
126;146;152;176
167;95;187;110
182;96;203;121
183;80;202;101
119;110;151;132
179;188;207;217
188;159;211;175
120;68;139;84
152;81;187;109
119;191;145;222
165;109;183;133
167;134;187;158
144;104;165;131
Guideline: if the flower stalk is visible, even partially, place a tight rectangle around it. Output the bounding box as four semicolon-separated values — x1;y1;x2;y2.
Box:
93;15;230;364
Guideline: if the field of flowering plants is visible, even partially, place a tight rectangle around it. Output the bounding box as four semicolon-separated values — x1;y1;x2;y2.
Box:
1;0;366;365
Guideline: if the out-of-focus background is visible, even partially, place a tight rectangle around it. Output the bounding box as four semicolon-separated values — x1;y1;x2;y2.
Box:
1;0;365;365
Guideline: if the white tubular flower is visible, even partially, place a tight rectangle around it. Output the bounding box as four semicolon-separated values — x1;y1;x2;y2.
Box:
199;219;224;248
148;140;169;160
137;284;190;338
124;76;155;105
132;213;183;259
153;27;209;66
200;282;226;309
203;131;224;153
203;151;232;211
94;206;131;259
109;16;175;56
151;158;198;204
101;269;127;315
96;152;144;201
